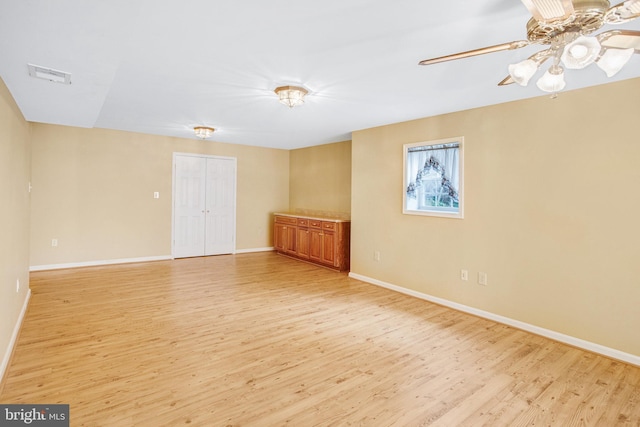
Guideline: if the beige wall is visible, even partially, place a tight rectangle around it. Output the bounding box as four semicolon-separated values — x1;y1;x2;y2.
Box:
30;124;289;267
351;77;640;357
289;140;352;215
0;78;31;378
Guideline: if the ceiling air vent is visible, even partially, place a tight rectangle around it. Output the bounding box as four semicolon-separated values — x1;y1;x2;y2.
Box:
27;64;71;85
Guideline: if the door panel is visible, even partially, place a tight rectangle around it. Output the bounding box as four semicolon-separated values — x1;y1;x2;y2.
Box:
173;156;207;258
205;158;236;255
321;232;336;266
297;228;310;259
309;229;322;262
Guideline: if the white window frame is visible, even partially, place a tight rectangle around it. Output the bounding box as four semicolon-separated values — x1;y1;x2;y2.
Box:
403;137;464;219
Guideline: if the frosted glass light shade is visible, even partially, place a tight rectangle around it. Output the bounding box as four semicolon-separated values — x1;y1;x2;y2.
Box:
597;47;635;77
194;126;215;139
536;66;566;92
274;85;308;108
508;59;538;86
561;36;601;69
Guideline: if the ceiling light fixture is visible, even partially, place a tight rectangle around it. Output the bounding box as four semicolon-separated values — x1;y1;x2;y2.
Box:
506;0;640;96
194;126;215;139
419;0;640;97
561;35;602;68
597;46;635;75
274;85;308;108
508;59;539;85
536;65;567;93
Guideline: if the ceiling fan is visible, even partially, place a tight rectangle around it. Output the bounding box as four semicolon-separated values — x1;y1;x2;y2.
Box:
419;0;640;94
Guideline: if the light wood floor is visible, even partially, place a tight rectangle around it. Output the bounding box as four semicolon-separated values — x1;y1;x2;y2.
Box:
1;252;639;426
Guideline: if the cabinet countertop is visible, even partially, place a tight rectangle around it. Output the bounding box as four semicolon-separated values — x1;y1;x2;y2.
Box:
274;212;351;223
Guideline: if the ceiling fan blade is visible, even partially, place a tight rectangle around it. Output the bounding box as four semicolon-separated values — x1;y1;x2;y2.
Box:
520;0;574;22
604;0;640;24
497;48;553;86
498;75;516;86
597;30;640;51
418;41;529;66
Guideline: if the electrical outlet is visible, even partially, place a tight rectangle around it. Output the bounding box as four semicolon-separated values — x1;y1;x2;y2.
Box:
16;279;20;293
154;191;160;199
478;272;488;286
51;238;58;247
461;269;468;281
374;251;381;262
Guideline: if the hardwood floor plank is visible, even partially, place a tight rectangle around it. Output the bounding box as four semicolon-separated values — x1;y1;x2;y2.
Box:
1;252;639;426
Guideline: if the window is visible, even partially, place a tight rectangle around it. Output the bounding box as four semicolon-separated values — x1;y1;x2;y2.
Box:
403;137;464;219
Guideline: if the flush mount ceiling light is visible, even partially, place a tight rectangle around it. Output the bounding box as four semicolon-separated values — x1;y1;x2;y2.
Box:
193;126;215;139
274;85;308;108
418;0;640;96
27;63;71;85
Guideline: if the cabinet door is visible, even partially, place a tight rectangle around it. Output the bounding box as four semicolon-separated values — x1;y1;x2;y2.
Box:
297;228;310;259
274;223;287;252
309;228;323;263
321;231;336;266
285;226;297;254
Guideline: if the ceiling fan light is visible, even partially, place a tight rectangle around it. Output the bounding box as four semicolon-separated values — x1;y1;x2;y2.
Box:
508;59;539;86
561;36;601;69
536;66;566;93
194;126;215;139
521;0;574;22
274;85;308;108
596;47;635;77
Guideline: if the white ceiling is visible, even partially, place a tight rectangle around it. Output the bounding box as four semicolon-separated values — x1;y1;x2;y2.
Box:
1;0;639;149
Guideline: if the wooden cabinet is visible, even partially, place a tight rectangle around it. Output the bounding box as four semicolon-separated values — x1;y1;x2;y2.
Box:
319;221;337;266
274;214;350;271
308;227;322;263
296;218;310;260
274;216;297;255
274;222;286;252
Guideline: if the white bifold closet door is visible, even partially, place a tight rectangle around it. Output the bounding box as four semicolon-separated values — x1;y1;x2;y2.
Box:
173;154;236;258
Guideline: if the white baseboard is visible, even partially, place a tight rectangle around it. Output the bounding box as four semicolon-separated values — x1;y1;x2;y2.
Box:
29;251;277;271
349;272;640;367
29;255;173;272
235;247;274;254
1;289;31;385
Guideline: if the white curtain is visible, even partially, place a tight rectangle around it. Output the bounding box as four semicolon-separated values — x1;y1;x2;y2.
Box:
406;143;459;209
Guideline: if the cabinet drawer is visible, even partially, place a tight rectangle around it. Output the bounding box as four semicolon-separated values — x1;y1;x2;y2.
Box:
322;221;336;231
275;216;298;226
309;220;322;229
297;218;309;227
